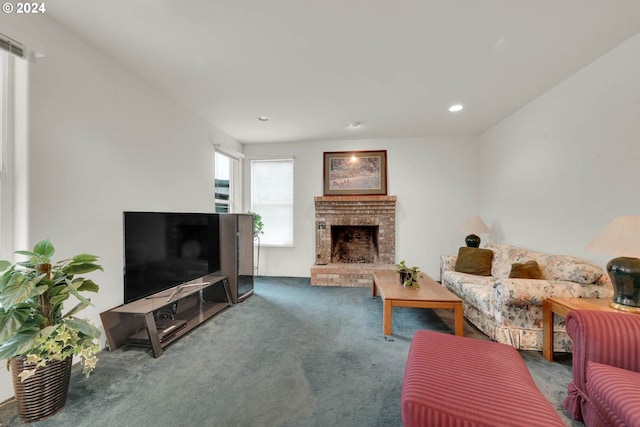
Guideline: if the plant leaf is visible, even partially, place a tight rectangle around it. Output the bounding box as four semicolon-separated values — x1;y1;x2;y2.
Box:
65;279;93;306
0;260;11;272
39;325;58;340
33;239;55;258
64;318;101;339
0;307;31;341
0;266;16;291
63;263;103;275
14;250;38;258
71;254;99;263
0;328;40;360
34;284;49;296
76;279;99;293
62;301;89;319
49;293;70;306
0;273;26;306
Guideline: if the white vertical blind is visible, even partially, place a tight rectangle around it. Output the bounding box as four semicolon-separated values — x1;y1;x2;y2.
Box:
251;159;294;246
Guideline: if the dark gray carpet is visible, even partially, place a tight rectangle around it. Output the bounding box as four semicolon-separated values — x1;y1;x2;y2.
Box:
0;277;581;426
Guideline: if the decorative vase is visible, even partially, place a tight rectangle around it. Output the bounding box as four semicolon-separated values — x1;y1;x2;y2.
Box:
10;356;72;422
399;272;411;285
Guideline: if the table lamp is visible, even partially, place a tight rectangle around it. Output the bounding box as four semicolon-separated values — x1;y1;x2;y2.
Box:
586;216;640;312
457;216;490;248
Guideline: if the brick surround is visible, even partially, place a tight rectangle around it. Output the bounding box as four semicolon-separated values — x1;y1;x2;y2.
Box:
311;195;396;287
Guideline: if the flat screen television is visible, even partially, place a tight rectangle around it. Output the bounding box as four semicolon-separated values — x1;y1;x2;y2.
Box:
123;212;221;304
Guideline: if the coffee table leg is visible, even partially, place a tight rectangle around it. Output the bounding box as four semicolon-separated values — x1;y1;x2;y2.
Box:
454;302;464;336
383;299;392;335
543;299;554;361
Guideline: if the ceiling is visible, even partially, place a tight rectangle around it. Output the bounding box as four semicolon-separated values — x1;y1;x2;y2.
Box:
45;1;640;144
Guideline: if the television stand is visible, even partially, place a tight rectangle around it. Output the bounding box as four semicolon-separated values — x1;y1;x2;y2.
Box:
100;275;231;357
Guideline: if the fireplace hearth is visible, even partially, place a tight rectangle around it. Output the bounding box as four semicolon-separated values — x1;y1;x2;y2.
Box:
311;195;396;287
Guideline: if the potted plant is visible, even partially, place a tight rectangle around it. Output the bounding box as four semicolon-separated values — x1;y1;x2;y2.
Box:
396;260;422;289
248;211;264;275
248;211;264;239
0;239;102;421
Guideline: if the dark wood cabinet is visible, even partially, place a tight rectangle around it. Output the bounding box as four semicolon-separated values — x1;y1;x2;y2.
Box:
219;214;254;303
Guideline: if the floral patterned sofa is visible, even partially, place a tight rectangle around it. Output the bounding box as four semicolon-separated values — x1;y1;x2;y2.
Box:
440;243;613;351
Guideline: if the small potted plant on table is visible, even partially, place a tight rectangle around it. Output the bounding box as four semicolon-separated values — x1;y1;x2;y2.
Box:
0;239;102;422
396;260;422;289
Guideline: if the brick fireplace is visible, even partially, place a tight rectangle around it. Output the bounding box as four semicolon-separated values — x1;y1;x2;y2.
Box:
311;195;396;287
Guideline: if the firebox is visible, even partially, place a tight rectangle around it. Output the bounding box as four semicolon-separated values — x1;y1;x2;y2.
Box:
331;225;379;263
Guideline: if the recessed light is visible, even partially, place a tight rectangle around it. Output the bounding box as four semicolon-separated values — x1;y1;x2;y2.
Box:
449;104;464;112
257;116;270;122
349;121;361;128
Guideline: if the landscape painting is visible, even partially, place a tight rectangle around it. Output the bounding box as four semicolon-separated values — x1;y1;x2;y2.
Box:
323;150;387;195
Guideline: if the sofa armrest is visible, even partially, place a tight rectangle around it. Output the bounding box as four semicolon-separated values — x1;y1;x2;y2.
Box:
566;310;640;392
494;279;614;307
440;255;457;281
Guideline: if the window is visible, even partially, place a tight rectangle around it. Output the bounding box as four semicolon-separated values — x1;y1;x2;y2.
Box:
251;159;293;246
214;152;231;213
214;150;241;213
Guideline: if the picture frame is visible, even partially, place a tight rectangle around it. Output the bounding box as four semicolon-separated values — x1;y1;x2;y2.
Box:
323;150;388;195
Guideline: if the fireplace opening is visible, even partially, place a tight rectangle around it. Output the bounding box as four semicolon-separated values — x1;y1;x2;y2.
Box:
331;225;379;263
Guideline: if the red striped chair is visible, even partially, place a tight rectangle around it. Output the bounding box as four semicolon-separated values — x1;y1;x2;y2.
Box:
563;309;640;427
401;330;564;427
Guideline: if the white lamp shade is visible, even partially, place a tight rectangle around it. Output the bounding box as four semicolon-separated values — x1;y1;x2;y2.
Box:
586;216;640;258
457;216;490;234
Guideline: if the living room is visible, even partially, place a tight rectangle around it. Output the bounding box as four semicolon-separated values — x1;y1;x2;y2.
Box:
1;1;639;424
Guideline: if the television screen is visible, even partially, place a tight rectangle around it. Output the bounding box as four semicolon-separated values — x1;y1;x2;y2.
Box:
123;212;221;304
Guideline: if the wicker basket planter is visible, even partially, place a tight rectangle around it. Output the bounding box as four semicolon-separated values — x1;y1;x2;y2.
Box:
10;356;73;422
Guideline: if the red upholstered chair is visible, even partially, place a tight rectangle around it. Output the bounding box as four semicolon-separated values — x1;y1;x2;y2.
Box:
563;310;640;427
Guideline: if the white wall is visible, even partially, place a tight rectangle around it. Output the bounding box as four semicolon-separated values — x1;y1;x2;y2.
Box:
0;15;239;402
243;136;481;279
480;33;640;267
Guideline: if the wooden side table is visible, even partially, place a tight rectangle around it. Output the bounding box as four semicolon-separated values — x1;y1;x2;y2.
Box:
542;297;637;361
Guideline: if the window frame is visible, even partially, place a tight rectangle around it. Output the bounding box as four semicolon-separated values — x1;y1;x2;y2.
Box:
214;149;242;214
0;51;14;260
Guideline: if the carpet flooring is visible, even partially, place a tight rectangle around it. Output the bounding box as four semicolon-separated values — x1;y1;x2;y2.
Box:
0;277;581;426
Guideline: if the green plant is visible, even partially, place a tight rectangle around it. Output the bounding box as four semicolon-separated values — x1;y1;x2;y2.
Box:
0;239;102;380
248;211;264;238
395;260;422;289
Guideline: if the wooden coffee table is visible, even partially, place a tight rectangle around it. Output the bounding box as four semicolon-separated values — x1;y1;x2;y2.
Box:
372;270;464;336
542;297;640;361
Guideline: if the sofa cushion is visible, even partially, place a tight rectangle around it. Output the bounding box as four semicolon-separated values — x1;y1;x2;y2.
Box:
454;247;493;276
485;243;536;279
509;260;542;279
586;361;640;427
443;271;496;297
540;255;602;284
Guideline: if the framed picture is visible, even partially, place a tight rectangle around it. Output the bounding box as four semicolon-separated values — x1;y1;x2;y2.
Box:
323;150;388;195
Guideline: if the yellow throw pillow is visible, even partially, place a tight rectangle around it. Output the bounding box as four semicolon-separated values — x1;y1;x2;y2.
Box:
454;247;493;276
509;260;542;279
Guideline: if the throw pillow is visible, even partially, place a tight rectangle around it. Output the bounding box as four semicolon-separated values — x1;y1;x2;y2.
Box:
542;255;603;284
454;247;493;276
509;260;543;279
